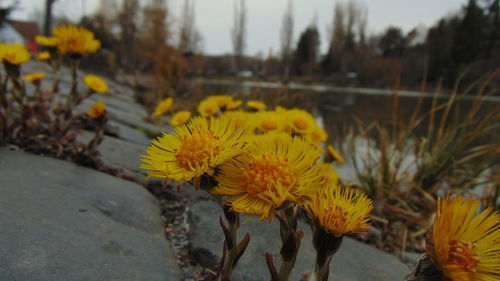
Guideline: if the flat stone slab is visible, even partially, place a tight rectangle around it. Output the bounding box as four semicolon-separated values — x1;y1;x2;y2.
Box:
0;148;182;281
188;199;410;281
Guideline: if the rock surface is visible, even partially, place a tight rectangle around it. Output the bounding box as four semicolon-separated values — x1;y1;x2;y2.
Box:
0;148;182;281
188;199;410;281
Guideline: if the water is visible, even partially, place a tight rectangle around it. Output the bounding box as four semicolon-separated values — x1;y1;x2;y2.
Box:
196;78;500;139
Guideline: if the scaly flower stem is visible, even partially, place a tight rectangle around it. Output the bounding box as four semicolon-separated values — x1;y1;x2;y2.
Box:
310;223;343;281
275;205;303;281
402;255;450;281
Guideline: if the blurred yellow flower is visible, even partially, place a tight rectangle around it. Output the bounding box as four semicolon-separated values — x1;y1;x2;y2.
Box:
226;99;243;110
23;72;46;83
429;196;499;281
275;105;288;113
305;186;373;237
84;74;108;93
311;127;328;144
312;162;339;186
86;100;106;119
208;95;233;108
35;35;59;47
213;132;321;221
153;97;173;117
197;98;219;117
327;145;344;164
36;51;51;60
221;110;255;130
52;25;100;55
171;110;192;126
247;100;266;110
0;43;31;65
141;116;250;183
287;109;316;134
255;111;283;132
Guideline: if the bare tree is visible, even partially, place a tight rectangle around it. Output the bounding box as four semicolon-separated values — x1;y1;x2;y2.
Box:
231;0;246;72
118;0;139;72
280;0;294;81
43;0;57;35
179;0;202;53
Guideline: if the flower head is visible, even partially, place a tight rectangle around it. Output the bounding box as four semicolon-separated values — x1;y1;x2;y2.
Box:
287;109;316;134
312;162;339;186
208;95;233;108
227;99;243;110
0;43;31;65
327;145;344;164
305;186;373;237
247;100;267;110
35;35;59;47
52;25;100;55
141;116;250;182
84;74;108;93
36;51;51;60
212;132;321;221
23;72;46;83
428;196;499;281
309;127;328;146
153;97;173;117
198;98;219;117
255;111;284;132
171;110;192;126
86;100;106;119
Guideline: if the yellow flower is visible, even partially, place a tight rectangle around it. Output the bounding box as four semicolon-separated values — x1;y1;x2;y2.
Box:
35;35;59;47
23;72;46;83
429;196;500;281
84;74;108;93
208;95;233;108
305;185;373;237
212;132;321;221
197;98;219;117
247;100;267;110
141;116;250;183
287;109;316;134
226;99;243;110
153;97;174;117
36;51;51;60
52;24;100;55
86;100;106;119
255;111;284;132
0;43;31;65
312;162;339;186
220;110;256;131
171;110;192;126
310;127;328;144
275;105;288;113
327;145;344;164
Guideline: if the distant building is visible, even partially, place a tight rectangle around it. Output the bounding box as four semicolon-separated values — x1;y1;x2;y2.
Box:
0;20;40;52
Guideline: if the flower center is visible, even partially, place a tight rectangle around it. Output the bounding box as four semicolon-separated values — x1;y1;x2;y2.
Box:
175;131;221;170
447;240;480;272
323;206;348;234
241;153;296;200
293;117;309;131
261;119;278;131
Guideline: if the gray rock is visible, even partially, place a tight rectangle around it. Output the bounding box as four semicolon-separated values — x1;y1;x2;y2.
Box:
108;120;152;146
0;148;182;281
77;131;148;180
188;200;410;281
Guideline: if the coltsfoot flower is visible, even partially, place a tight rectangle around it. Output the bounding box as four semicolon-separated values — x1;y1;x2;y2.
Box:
305;186;373;237
213;132;321;221
312;162;339;186
255;111;284;132
308;126;328;146
84;74;108;93
52;25;100;55
23;72;46;83
198;98;219;117
428;196;499;281
246;100;266;110
170;110;192;126
327;145;344;164
141;116;250;183
86;100;106;119
36;51;51;60
0;43;31;65
226;99;243;110
35;35;59;47
286;109;316;134
153;97;173;117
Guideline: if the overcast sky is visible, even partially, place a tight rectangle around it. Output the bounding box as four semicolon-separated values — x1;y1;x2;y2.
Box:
10;0;468;55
